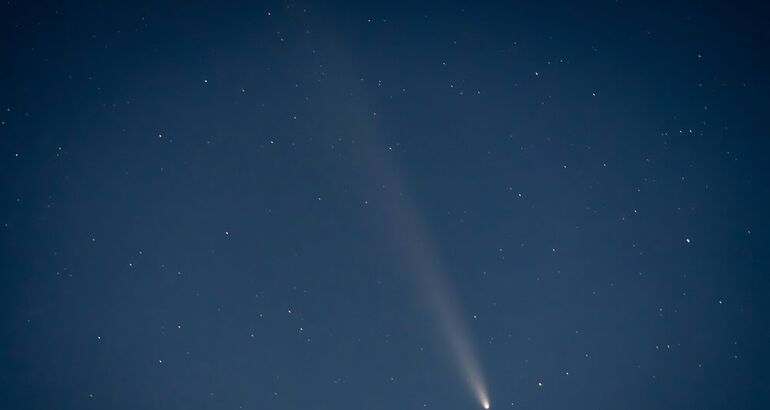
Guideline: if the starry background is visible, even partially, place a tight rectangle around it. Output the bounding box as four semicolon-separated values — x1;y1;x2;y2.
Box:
1;1;769;409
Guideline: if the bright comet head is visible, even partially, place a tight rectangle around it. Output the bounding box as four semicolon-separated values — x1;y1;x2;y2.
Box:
482;400;490;409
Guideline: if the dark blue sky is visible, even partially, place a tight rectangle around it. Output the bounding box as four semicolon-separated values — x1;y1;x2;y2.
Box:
2;1;769;409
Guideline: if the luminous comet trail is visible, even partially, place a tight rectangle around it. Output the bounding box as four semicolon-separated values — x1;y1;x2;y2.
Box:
344;101;491;410
313;36;491;407
381;186;491;410
373;187;491;410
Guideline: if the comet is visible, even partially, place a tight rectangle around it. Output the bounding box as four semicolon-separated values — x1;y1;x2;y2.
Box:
350;118;491;410
313;37;491;407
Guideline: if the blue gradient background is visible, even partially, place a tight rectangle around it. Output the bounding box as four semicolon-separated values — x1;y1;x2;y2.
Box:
1;1;769;409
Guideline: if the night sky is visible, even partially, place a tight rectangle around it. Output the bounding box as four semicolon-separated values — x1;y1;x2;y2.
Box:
2;1;770;409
